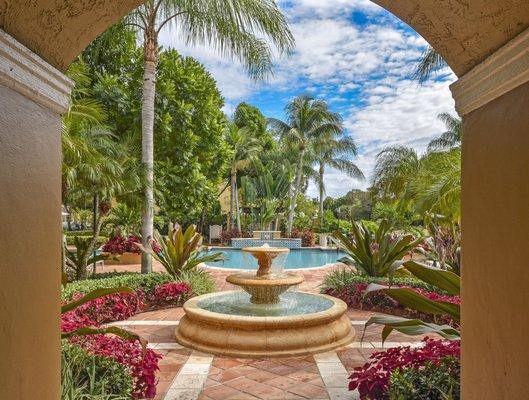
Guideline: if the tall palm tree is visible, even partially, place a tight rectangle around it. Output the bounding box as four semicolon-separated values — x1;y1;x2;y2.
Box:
312;135;364;224
427;113;462;152
412;45;447;84
224;124;262;231
372;146;420;200
125;0;294;273
269;96;343;236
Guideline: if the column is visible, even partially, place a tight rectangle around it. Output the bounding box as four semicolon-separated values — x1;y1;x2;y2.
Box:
451;27;529;400
0;30;73;399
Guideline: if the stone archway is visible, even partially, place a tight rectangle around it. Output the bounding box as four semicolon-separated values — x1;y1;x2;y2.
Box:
1;1;529;399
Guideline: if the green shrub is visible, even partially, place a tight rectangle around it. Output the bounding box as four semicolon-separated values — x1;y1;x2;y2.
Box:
61;341;132;400
66;235;107;246
62;271;216;300
321;267;445;294
388;356;460;400
180;269;216;296
62;272;172;301
65;230;94;237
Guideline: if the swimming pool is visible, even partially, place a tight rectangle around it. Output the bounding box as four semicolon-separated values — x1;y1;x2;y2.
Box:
202;248;346;269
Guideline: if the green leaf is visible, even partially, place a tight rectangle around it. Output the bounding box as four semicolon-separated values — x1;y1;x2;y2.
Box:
364;315;460;342
365;284;460;323
61;287;133;314
61;326;147;352
403;260;460;295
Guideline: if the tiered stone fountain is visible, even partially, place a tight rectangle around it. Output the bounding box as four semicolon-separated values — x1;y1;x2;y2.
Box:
175;244;354;357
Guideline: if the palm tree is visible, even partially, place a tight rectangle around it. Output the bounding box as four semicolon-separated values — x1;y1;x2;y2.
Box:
412;45;447;84
63;61;141;279
427;113;462;152
125;0;294;273
269;96;343;236
372;146;420;200
224;124;262;231
312;135;364;224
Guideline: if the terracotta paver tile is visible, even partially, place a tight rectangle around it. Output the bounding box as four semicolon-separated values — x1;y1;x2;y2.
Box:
245;369;278;383
285;370;321;383
202;384;244;399
267;376;302;390
286;382;329;399
225;377;287;398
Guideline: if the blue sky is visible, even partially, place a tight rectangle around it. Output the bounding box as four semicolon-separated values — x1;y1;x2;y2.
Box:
159;0;456;198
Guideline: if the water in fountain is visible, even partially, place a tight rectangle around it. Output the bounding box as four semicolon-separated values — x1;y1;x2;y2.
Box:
197;291;334;317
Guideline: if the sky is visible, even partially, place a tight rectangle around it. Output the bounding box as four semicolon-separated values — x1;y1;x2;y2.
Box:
159;0;456;199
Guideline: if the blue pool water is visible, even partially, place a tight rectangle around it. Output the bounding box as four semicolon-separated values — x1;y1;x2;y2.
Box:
202;248;346;269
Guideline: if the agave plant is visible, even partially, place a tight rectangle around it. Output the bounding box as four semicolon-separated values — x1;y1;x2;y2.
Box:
61;286;144;347
138;225;224;280
332;220;423;277
364;260;460;341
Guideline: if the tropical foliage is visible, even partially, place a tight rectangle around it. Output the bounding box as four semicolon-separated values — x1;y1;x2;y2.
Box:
364;260;461;341
138;225;224;279
124;0;294;272
332;220;423;277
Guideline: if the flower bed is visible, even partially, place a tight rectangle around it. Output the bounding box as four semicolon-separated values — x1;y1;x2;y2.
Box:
350;338;460;399
61;274;198;398
321;271;460;325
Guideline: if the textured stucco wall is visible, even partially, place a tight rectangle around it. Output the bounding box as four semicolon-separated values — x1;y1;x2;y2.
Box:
0;0;145;70
373;0;529;76
0;84;62;399
461;80;529;399
1;1;529;74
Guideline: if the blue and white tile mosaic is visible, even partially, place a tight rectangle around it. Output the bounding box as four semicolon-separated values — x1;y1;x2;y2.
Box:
231;238;302;249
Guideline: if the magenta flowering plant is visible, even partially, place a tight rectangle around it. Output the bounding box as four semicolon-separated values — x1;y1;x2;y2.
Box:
324;283;459;326
350;338;460;399
61;289;160;398
103;234;142;255
69;334;162;399
148;282;192;308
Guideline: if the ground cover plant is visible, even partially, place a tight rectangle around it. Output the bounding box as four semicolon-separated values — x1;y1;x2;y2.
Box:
350;338;460;400
321;268;459;325
61;341;133;399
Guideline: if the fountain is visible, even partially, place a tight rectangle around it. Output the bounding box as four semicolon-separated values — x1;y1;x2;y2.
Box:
175;244;354;357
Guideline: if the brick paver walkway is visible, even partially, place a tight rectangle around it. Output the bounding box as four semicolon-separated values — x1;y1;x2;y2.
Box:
102;263;432;400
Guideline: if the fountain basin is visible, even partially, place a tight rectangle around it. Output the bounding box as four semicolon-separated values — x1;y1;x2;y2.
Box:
175;291;355;357
226;272;304;304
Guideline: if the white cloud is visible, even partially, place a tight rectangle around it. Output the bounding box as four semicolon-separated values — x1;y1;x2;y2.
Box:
157;2;457;198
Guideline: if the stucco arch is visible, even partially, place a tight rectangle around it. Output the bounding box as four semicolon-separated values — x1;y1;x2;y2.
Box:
1;0;529;74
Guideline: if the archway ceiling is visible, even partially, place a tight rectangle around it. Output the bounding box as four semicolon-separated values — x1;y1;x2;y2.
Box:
1;0;529;76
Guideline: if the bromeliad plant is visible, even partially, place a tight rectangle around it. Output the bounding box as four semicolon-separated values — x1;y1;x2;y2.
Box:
138;224;224;280
364;260;461;341
333;219;423;277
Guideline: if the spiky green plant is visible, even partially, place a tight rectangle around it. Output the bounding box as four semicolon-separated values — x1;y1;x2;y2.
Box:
137;225;224;279
332;220;423;277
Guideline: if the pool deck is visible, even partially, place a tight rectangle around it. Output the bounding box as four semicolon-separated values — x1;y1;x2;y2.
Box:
100;262;435;400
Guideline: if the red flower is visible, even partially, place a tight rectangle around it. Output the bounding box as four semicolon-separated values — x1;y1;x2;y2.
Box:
148;282;192;308
349;338;460;399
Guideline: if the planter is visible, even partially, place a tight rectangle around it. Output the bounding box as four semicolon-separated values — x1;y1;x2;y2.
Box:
103;252;141;265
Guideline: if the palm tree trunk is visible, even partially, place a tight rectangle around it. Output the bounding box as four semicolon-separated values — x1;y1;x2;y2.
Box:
319;162;325;225
287;148;305;236
230;168;237;230
235;178;242;231
140;26;158;274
